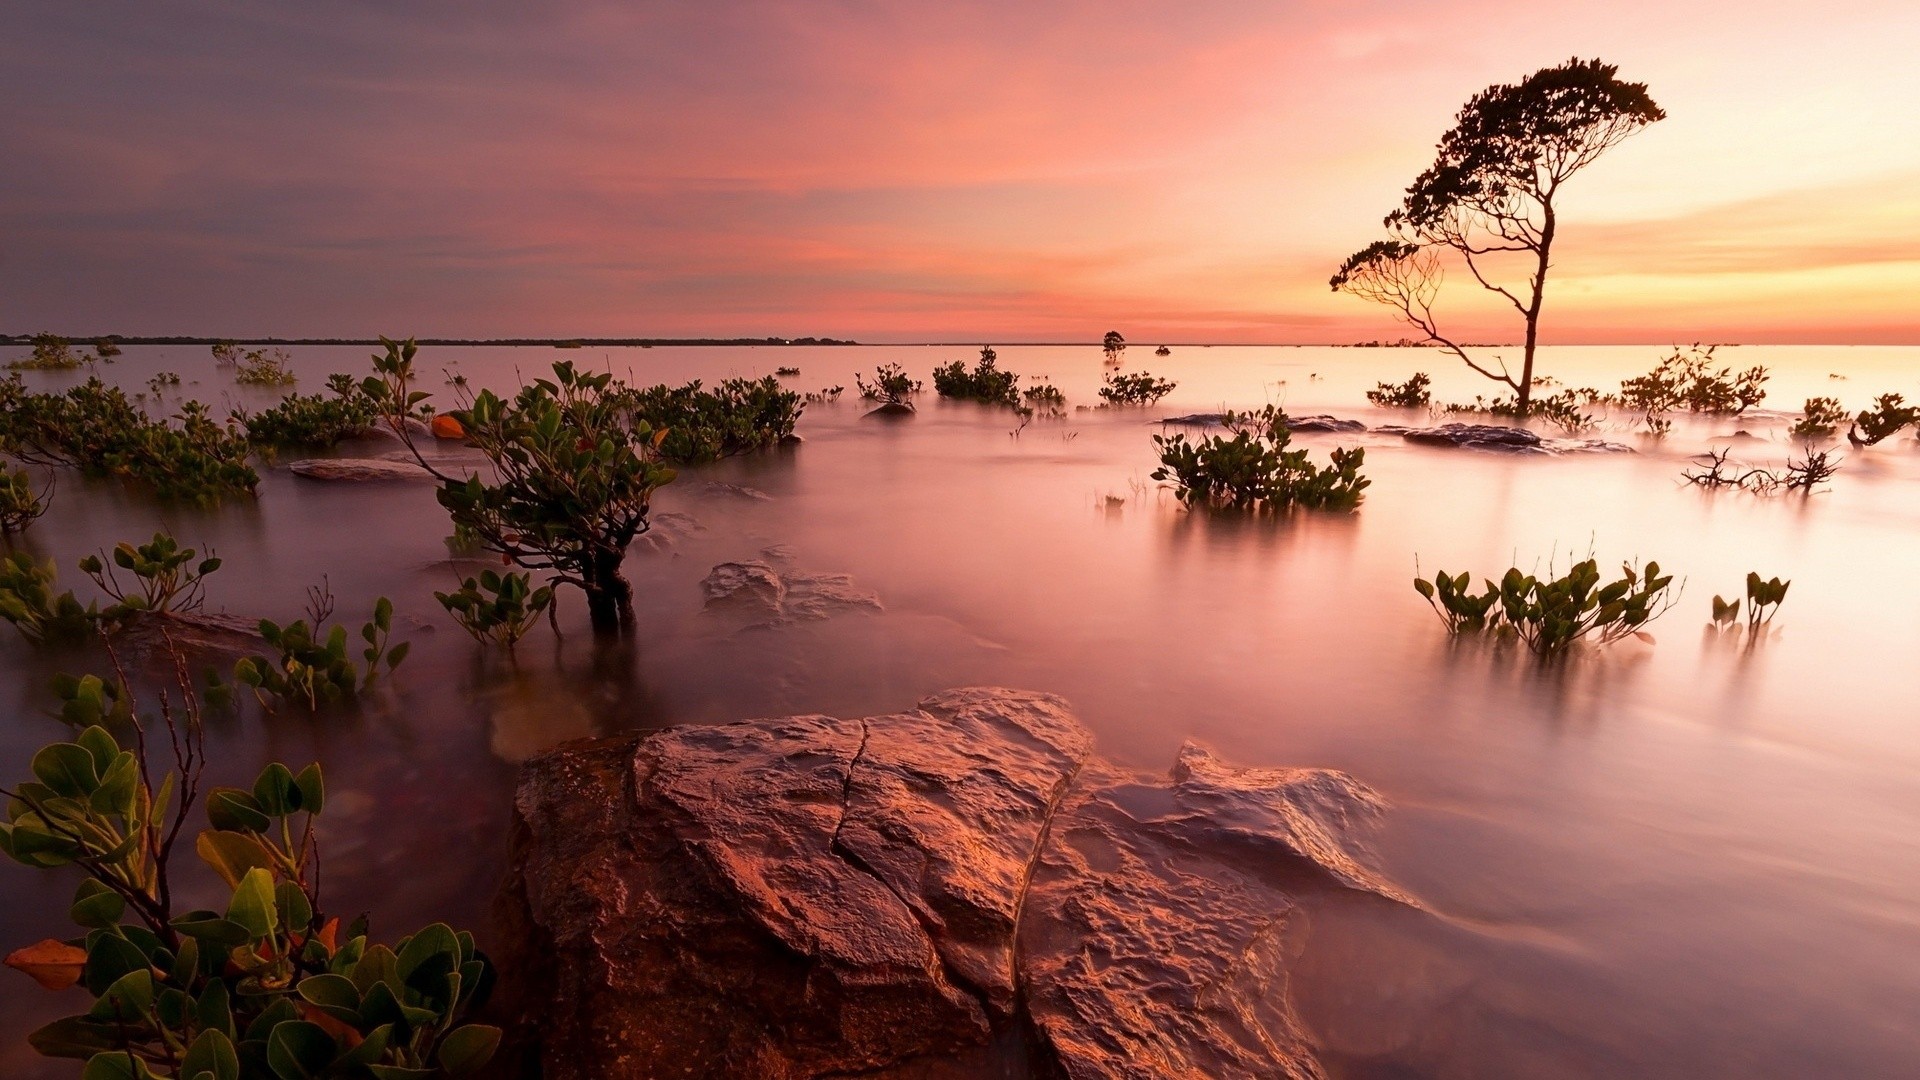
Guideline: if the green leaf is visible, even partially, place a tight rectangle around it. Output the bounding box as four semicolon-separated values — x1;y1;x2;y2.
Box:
32;742;99;798
253;763;301;816
69;880;126;928
181;1028;240;1080
26;1016;122;1061
292;764;325;815
207;788;271;833
296;972;363;1023
266;1020;337;1080
171;909;253;947
436;1024;503;1075
226;867;279;941
81;1051;153;1080
196;829;276;889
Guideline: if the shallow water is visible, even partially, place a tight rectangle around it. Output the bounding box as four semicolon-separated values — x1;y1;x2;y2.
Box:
2;342;1918;1078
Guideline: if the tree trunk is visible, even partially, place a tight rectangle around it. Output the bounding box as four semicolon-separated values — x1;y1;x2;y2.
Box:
581;546;633;634
1520;205;1557;413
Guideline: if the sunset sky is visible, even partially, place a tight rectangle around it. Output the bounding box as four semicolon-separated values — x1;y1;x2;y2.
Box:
3;1;1916;343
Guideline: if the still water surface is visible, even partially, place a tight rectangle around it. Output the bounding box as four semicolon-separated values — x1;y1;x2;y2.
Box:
2;343;1917;1078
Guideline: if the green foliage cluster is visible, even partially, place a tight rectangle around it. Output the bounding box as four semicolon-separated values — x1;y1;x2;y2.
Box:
0;551;102;646
1021;381;1065;410
1101;331;1126;365
234;593;407;711
1846;393;1920;447
1416;558;1678;655
214;345;298;387
1366;372;1432;408
1790;397;1848;440
1;710;498;1079
368;339;676;633
9;333;85;371
854;363;920;404
236;376;381;450
931;347;1021;407
1712;572;1789;634
94;340;123;360
1616;345;1768;434
622;376;802;465
1151;406;1369;512
1099;370;1176;406
0;376;258;505
80;534;221;615
0;466;52;535
435;570;553;648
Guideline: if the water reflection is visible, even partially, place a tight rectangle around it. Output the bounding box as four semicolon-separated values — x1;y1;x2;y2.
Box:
1;344;1918;1078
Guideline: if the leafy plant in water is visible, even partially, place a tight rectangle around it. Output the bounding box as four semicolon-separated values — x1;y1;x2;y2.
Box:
1711;572;1789;634
1846;393;1920;447
1366;372;1432;408
1099;370;1176;406
1021;380;1065;411
1789;397;1847;440
233;347;297;387
622;375;802;465
0;552;102;646
79;533;221;615
1414;570;1500;633
931;347;1021;407
0;466;53;535
774;366;801;377
367;338;676;633
854;363;920;404
1102;330;1126;366
435;570;554;648
0;376;258;505
235;375;381;450
94;339;123;360
9;333;85;371
1150;406;1368;512
1616;345;1768;433
0;665;499;1079
234;588;408;710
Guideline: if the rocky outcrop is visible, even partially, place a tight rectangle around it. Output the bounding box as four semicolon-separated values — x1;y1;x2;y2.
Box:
1375;423;1632;454
1159;414;1366;433
288;457;435;482
702;559;883;625
500;689;1409;1079
865;402;916;419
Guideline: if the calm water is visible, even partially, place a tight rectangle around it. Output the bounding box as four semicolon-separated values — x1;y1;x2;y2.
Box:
3;343;1918;1078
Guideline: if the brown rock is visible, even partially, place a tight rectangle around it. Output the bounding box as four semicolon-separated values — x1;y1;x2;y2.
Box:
701;560;882;625
288;457;435;482
500;690;1408;1080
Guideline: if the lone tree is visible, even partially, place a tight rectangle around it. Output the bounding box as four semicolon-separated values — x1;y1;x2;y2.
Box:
1102;330;1126;365
1331;58;1664;412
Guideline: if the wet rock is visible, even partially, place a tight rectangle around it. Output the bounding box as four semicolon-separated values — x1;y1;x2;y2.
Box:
702;560;882;624
500;689;1408;1080
288;457;435;482
1158;413;1366;433
865;402;916;419
1376;423;1631;455
633;511;703;556
114;609;264;664
682;480;775;501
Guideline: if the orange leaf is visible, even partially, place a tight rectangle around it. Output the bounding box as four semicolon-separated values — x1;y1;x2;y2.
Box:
316;918;339;953
296;1001;365;1048
5;939;87;991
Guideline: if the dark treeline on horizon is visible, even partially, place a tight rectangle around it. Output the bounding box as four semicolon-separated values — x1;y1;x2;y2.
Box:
0;334;862;347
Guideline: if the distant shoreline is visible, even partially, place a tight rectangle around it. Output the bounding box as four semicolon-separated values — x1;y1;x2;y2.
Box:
0;336;1807;349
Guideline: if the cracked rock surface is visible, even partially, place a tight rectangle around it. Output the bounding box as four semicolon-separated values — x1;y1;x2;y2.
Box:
499;688;1407;1079
702;559;884;624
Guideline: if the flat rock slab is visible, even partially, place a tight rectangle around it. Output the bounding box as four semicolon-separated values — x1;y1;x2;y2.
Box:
1376;423;1632;454
702;559;883;625
501;688;1409;1079
1159;413;1367;433
287;457;435;482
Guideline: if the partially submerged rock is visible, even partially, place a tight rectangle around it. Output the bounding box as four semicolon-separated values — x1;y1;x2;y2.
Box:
1376;423;1631;454
702;559;883;624
865;401;916;419
1159;413;1366;433
501;688;1409;1079
288;457;435;482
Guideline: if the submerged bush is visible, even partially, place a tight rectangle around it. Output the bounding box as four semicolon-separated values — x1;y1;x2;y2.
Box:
855;363;920;404
1021;381;1065;411
1711;572;1789;635
1790;397;1848;440
1617;345;1768;433
0;552;101;646
79;533;220;615
8;333;84;371
1416;558;1678;655
931;347;1021;407
623;375;802;465
436;570;554;648
0;467;51;535
234;588;408;710
0;686;498;1079
1846;393;1920;447
0;376;258;504
1366;372;1432;408
1099;370;1176;406
369;338;676;633
1151;406;1368;512
235;374;381;449
93;339;122;359
1683;447;1841;493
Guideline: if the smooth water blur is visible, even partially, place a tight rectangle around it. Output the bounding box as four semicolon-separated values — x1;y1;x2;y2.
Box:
2;342;1918;1078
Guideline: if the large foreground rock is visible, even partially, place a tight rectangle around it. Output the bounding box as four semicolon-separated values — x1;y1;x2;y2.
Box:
500;689;1409;1079
1375;423;1631;454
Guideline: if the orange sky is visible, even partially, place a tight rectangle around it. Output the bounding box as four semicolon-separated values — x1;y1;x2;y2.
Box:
2;1;1916;342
